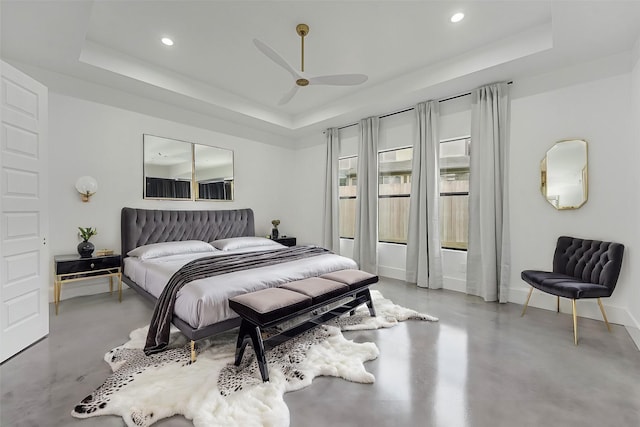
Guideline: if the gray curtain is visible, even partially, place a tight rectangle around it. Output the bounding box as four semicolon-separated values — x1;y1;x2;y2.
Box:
466;82;511;302
353;117;379;273
322;128;340;253
406;101;443;288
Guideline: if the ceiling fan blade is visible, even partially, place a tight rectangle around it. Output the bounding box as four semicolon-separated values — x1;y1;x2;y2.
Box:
253;39;300;79
308;74;368;86
278;85;299;105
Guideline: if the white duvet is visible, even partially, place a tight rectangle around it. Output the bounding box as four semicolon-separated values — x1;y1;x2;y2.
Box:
123;245;358;329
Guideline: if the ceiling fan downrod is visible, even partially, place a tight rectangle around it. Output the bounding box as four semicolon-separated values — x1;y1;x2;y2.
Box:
296;24;309;86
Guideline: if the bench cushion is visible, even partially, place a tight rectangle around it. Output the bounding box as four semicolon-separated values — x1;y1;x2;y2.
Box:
280;277;349;304
320;269;378;290
229;288;311;326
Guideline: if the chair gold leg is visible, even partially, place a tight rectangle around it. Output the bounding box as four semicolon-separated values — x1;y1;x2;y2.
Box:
557;296;560;313
572;299;578;345
190;340;196;363
597;298;612;332
521;287;534;317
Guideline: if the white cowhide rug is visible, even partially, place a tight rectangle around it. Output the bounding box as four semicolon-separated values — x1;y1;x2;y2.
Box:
71;290;437;427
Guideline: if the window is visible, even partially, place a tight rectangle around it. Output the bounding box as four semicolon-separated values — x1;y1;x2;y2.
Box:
378;147;412;244
439;137;470;250
339;156;357;238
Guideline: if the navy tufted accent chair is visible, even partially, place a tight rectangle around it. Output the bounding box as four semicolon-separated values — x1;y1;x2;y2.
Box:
521;236;624;345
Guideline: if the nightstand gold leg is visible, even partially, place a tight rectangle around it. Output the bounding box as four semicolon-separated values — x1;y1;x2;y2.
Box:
118;272;122;302
58;280;62;313
54;280;60;315
109;276;113;295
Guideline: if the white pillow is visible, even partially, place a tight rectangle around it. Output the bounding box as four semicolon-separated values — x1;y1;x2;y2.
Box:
211;236;277;251
127;240;216;260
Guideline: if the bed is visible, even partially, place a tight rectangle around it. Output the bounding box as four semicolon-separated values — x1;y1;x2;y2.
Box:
120;207;358;350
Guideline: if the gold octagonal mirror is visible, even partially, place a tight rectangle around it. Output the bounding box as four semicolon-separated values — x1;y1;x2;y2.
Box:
540;139;588;210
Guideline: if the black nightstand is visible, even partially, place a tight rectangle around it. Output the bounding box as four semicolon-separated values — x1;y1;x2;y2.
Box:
53;254;122;315
272;237;296;247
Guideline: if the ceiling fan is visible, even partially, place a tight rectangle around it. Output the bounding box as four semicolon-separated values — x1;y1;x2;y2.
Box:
253;23;368;105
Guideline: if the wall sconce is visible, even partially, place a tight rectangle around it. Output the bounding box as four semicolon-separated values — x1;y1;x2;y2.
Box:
75;176;98;202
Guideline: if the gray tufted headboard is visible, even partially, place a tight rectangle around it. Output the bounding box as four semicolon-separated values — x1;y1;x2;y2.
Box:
121;207;255;257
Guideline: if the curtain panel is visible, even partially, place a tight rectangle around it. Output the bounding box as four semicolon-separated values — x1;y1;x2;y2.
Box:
466;82;511;302
322;128;341;253
353;117;379;273
406;101;443;288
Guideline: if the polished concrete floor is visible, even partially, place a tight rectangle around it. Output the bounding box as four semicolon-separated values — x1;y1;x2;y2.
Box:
1;279;639;427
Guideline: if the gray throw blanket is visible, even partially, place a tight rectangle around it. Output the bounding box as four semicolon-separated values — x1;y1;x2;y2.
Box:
144;245;331;355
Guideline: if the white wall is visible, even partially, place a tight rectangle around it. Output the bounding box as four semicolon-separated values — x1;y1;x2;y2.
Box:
49;93;294;300
287;142;326;245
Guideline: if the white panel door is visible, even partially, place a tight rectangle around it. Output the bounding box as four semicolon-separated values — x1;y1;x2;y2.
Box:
0;61;49;362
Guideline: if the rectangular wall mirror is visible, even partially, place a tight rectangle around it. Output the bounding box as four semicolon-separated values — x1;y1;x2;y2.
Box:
143;134;234;201
194;144;234;200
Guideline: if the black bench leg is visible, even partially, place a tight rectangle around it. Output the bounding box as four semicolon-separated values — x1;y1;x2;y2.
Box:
235;320;270;382
348;288;376;317
234;321;251;366
249;325;269;382
362;288;376;317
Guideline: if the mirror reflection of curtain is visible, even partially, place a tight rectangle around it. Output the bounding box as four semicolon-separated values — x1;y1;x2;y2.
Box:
198;180;233;200
145;177;191;198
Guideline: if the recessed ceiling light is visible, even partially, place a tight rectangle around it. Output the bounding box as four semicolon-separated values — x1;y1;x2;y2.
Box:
451;12;465;23
161;37;174;46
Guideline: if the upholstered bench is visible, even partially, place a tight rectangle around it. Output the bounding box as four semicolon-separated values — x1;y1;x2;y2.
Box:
229;269;378;382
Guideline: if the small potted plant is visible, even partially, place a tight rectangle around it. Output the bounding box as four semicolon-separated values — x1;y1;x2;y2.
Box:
271;219;281;239
77;227;97;258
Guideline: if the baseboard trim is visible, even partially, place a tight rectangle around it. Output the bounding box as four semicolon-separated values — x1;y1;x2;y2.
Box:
443;276;466;293
626;326;640;351
377;265;405;281
623;310;640;351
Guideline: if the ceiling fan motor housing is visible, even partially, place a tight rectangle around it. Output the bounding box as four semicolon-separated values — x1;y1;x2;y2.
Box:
296;24;309;37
